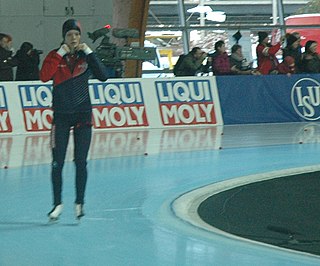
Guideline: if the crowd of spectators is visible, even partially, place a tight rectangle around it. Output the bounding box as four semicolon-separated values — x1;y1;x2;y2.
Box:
174;30;320;77
2;30;320;80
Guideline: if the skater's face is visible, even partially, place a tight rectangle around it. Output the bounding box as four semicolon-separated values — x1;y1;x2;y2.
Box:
64;30;81;52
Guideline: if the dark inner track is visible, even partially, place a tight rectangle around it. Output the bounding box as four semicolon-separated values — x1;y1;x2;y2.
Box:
198;171;320;256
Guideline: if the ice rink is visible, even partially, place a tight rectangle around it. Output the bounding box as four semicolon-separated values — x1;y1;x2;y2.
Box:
1;122;320;266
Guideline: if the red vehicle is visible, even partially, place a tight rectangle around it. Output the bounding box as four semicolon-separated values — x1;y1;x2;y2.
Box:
285;13;320;52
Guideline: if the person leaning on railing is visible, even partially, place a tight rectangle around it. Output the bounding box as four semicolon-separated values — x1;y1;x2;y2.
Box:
174;47;207;76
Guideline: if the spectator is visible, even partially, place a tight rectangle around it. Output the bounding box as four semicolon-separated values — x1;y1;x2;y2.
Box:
174;47;207;76
282;33;302;73
0;33;18;81
256;31;282;75
276;56;296;75
292;31;303;53
15;42;41;81
300;40;320;73
209;40;233;75
229;44;259;75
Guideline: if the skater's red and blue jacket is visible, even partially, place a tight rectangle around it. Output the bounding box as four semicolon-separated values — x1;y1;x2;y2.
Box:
40;49;107;114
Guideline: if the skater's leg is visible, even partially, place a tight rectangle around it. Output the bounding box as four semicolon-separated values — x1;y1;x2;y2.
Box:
73;113;92;206
51;114;71;206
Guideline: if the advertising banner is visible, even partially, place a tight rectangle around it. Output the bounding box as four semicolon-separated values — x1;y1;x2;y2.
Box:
3;74;320;134
155;79;217;126
90;80;149;129
217;74;320;124
0;86;12;133
18;83;53;132
1;77;222;134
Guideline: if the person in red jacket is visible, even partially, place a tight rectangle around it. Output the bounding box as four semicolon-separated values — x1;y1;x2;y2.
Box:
276;56;296;75
209;40;234;75
40;19;107;221
256;31;282;75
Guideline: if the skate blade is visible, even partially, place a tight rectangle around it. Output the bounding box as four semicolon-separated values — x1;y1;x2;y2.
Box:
48;216;59;224
76;216;84;221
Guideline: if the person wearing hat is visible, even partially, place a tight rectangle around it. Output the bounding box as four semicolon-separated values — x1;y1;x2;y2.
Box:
256;31;283;75
40;19;108;221
300;40;320;73
15;42;41;81
282;33;302;73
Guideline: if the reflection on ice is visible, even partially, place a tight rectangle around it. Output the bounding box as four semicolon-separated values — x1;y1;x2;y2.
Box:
2;122;320;168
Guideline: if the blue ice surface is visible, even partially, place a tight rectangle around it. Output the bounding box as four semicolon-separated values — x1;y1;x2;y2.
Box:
1;140;320;266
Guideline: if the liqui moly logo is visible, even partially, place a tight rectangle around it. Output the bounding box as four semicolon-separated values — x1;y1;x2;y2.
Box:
291;78;320;121
19;85;53;131
0;86;12;132
156;80;216;126
89;81;148;128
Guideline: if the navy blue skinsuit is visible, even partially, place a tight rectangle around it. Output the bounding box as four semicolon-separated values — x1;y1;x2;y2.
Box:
40;49;107;206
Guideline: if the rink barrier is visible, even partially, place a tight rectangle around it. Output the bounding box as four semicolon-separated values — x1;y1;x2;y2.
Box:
1;73;320;135
216;73;320;125
0;77;222;134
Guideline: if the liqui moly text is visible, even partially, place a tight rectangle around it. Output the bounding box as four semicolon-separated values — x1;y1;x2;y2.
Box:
0;86;12;132
19;85;53;131
156;80;216;126
90;81;148;128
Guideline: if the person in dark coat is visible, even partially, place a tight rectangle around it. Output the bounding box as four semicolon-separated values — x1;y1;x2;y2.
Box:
0;33;18;81
282;33;302;73
15;42;40;81
301;40;320;73
229;44;259;75
174;47;207;76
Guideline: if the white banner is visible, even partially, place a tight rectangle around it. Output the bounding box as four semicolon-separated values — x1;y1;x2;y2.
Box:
0;77;222;135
